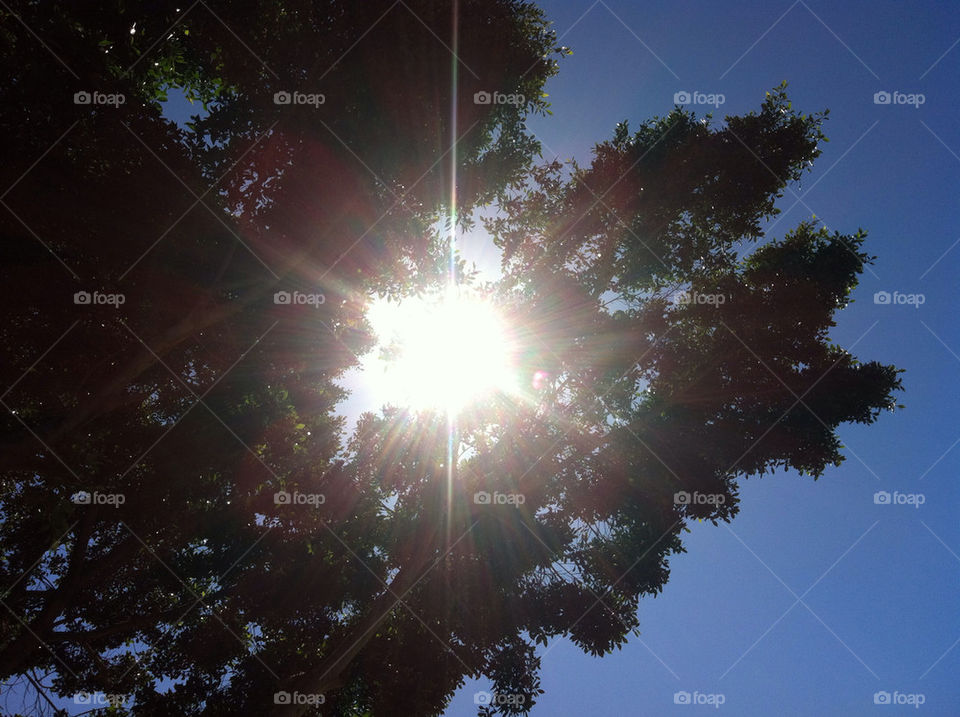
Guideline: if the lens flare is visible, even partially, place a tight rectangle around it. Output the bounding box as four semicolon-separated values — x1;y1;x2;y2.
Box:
364;291;516;413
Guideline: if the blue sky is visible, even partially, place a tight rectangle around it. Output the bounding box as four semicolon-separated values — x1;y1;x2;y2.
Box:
436;1;960;715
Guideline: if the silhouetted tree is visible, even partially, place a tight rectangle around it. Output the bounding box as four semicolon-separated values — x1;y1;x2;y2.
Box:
272;85;902;715
1;1;559;714
0;0;899;713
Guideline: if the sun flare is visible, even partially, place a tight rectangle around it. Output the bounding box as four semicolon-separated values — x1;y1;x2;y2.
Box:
364;290;516;413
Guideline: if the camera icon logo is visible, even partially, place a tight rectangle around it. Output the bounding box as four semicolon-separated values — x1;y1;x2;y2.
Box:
71;491;92;504
74;291;92;304
274;491;292;505
274;91;292;105
474;491;491;505
873;491;891;505
474;91;492;105
673;491;691;505
873;691;891;704
274;291;292;304
674;691;692;704
474;691;492;705
873;291;891;305
674;91;691;105
74;91;92;105
874;91;891;105
274;691;292;704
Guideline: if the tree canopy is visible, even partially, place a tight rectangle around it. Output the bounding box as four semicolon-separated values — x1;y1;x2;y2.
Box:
0;2;900;715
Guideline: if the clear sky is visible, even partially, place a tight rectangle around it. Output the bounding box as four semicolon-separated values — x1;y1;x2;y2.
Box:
433;1;960;715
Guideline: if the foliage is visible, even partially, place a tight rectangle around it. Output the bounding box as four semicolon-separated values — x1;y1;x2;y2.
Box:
0;1;899;715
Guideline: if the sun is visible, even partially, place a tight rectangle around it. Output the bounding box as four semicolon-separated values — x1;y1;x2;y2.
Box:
363;289;516;413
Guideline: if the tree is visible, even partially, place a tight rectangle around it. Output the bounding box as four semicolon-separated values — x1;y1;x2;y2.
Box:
271;85;901;716
0;1;900;714
1;1;559;714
